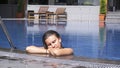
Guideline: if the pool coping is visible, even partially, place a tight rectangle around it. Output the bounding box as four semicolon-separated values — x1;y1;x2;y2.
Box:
0;48;120;68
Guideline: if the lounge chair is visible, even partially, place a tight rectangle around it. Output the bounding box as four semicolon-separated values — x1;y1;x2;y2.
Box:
28;10;35;19
46;8;67;20
38;6;49;13
28;6;49;19
38;6;49;19
55;8;67;19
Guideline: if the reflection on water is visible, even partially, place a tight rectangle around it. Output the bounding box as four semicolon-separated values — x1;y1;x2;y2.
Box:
99;22;106;59
103;23;120;60
27;19;67;34
98;22;120;60
0;20;120;60
26;20;67;47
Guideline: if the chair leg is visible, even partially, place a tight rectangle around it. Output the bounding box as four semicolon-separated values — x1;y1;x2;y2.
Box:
56;15;58;19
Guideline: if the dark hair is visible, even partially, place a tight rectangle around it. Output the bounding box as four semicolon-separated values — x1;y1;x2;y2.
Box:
42;30;61;49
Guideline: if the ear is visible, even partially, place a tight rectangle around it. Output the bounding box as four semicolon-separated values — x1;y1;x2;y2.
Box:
59;38;61;43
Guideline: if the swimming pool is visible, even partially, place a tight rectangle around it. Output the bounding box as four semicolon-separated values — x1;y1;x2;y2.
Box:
0;19;120;61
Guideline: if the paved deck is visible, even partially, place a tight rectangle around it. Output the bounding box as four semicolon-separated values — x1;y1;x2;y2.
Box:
105;11;120;23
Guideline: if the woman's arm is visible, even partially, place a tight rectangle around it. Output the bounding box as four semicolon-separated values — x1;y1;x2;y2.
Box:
26;46;73;56
48;48;73;56
26;45;49;54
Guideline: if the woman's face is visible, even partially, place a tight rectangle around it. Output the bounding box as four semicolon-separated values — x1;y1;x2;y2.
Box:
45;35;61;49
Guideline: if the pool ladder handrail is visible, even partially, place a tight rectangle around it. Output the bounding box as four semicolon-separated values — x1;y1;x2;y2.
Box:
0;17;16;49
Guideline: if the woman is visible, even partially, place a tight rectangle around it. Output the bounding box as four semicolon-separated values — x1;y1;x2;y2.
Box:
26;30;73;56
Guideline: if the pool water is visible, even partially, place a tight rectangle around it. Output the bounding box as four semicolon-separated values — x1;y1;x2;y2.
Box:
0;19;120;61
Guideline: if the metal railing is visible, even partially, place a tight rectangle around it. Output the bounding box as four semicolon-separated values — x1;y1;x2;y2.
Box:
0;16;16;49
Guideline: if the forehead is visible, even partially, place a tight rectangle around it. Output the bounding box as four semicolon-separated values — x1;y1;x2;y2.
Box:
45;35;58;41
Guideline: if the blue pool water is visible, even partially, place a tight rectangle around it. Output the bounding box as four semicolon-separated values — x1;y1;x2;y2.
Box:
0;19;120;60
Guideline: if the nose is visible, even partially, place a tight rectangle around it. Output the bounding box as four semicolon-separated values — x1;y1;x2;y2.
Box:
51;43;55;48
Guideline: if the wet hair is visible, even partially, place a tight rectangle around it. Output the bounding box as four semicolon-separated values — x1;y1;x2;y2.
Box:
42;30;62;49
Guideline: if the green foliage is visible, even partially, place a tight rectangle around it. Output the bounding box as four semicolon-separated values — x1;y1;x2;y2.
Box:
17;0;24;12
84;0;92;5
100;0;106;14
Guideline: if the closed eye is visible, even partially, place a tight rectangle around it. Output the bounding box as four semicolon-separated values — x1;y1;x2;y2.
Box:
52;39;56;44
48;43;51;46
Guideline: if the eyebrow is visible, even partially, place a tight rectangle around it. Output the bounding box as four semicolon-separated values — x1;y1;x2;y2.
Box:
47;39;56;46
52;39;56;43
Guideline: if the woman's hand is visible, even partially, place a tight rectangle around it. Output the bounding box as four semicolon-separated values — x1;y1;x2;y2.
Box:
48;48;73;56
48;48;60;56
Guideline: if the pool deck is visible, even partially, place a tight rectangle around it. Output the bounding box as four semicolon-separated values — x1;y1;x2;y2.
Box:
105;11;120;23
0;48;120;68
